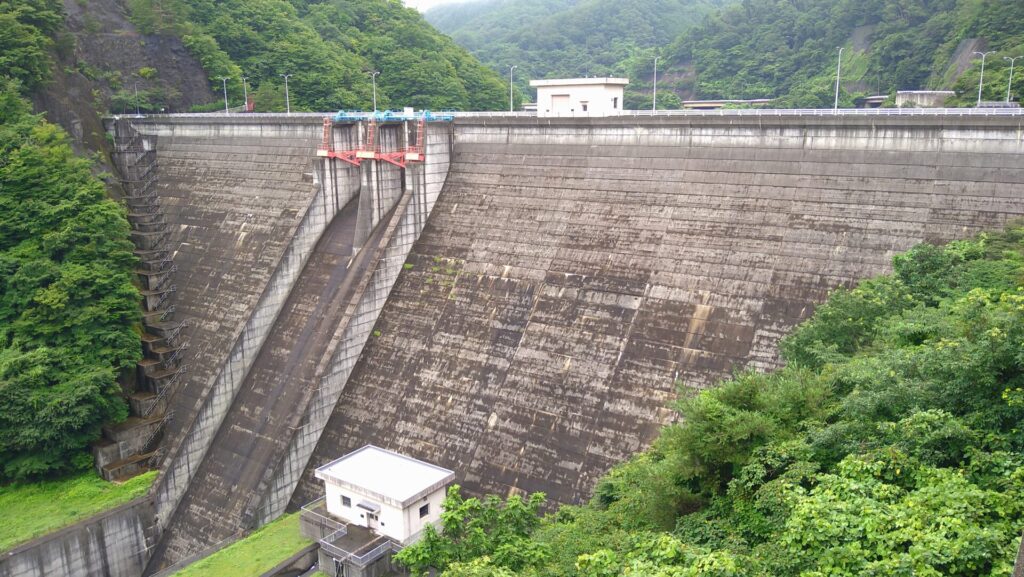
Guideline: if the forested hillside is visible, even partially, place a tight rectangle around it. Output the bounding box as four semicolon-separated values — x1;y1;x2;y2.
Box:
395;225;1024;576
425;0;724;108
431;0;1024;108
671;0;1024;106
126;0;510;111
0;1;141;481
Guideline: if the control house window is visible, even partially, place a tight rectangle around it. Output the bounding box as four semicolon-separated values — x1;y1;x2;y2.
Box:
342;495;351;507
419;504;430;518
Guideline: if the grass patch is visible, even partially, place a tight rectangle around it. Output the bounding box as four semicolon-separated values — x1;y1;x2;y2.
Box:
172;512;313;577
0;470;157;552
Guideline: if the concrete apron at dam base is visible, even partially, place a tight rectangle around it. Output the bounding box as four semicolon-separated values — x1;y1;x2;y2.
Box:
3;111;1024;577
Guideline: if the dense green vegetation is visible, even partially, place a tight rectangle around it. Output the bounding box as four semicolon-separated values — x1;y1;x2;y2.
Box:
432;0;1024;107
171;512;312;577
125;0;510;112
397;225;1024;576
0;78;141;480
671;0;1024;106
426;0;723;108
0;0;63;90
0;470;155;551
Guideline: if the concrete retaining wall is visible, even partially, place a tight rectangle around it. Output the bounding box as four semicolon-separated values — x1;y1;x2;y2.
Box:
0;499;156;577
297;114;1024;505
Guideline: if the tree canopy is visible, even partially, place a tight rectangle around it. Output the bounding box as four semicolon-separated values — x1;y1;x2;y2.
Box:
0;79;140;481
125;0;511;112
396;225;1024;576
426;0;723;107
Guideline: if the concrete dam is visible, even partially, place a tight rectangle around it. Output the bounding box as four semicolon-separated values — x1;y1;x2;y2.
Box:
7;111;1022;577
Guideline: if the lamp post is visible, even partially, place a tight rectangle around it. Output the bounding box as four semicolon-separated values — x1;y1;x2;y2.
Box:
241;76;249;111
280;73;292;114
370;71;380;113
1004;56;1022;103
834;47;843;110
973;51;995;106
653;56;659;112
508;65;517;112
219;76;230;114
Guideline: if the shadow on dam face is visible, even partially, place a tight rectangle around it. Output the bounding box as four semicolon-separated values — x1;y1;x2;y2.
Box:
293;115;1024;509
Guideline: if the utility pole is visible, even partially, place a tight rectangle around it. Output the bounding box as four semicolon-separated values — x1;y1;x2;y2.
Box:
653;56;659;112
241;76;249;111
370;71;380;113
834;47;843;110
280;73;292;114
219;76;230;114
973;51;995;106
508;65;517;112
1005;56;1022;103
134;82;140;115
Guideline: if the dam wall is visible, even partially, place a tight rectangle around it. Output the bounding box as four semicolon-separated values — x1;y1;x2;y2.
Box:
250;122;452;527
116;117;337;536
0;498;156;577
295;114;1024;506
138;119;452;571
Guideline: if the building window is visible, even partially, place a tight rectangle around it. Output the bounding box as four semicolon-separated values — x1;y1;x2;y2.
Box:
581;102;588;112
419;504;430;518
342;495;351;507
613;97;618;109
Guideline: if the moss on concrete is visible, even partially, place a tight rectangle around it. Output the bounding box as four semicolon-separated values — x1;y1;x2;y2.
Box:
0;470;156;552
171;513;313;577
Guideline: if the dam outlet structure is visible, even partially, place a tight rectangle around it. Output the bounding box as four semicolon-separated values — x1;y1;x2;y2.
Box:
3;110;1024;577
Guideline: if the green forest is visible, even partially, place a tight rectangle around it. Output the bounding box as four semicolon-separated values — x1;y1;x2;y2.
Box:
671;0;1024;107
0;2;141;481
425;0;723;108
125;0;511;112
396;225;1024;576
432;0;1024;108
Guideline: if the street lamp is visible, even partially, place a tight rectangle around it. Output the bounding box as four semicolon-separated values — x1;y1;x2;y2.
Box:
653;56;659;112
370;71;380;112
834;47;843;110
508;65;517;112
241;76;249;112
219;76;230;114
280;73;292;114
973;51;995;106
1004;56;1022;103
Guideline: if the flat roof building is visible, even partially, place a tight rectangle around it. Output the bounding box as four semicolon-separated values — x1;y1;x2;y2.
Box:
302;446;455;577
530;77;628;118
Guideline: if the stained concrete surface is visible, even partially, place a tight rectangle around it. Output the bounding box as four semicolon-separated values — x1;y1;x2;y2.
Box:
297;115;1024;506
147;195;395;569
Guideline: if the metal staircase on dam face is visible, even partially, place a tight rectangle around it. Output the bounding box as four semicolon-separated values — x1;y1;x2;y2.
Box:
92;130;188;482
